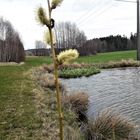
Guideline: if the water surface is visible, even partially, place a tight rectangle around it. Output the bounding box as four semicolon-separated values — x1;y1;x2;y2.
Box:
61;67;140;127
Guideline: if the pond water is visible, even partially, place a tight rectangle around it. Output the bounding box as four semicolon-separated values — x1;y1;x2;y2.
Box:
61;67;140;128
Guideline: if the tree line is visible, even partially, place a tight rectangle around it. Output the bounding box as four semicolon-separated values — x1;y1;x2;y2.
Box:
0;17;25;63
32;21;137;56
85;34;137;54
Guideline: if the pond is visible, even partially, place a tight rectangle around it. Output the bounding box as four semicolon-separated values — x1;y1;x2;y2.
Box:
61;67;140;128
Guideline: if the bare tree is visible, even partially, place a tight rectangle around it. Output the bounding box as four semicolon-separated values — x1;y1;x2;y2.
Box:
35;40;46;49
55;22;87;49
0;17;25;63
34;40;50;56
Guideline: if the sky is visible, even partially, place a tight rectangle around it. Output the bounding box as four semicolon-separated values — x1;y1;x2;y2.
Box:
0;0;137;50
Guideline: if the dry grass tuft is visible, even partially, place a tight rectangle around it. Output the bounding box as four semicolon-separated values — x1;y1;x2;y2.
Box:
84;111;136;140
0;62;24;66
44;64;54;73
62;92;88;112
38;73;56;89
64;125;84;140
62;92;89;122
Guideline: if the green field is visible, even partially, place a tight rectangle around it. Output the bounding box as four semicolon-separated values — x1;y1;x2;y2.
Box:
76;50;137;64
0;50;137;139
24;50;137;66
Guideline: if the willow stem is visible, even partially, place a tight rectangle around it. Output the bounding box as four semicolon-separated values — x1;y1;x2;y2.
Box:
47;1;64;140
49;28;64;140
112;122;116;140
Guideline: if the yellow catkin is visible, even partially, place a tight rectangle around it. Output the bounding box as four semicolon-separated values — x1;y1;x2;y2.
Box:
57;49;79;64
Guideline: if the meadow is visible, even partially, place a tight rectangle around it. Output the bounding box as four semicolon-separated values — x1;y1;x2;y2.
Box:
0;50;137;139
76;50;136;63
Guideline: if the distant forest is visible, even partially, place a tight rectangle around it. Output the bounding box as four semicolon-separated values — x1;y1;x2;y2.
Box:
29;33;137;56
82;33;137;55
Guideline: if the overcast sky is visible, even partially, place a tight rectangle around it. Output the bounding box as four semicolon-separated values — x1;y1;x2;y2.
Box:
0;0;137;50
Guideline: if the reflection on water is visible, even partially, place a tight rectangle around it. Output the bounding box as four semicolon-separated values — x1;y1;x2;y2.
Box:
61;67;140;127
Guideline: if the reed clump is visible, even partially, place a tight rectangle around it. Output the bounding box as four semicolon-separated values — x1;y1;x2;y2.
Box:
83;111;136;140
62;92;89;122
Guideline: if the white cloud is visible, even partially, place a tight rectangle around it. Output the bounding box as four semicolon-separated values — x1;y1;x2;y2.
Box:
0;0;137;49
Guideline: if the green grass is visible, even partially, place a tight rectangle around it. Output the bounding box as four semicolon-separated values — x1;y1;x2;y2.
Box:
76;50;137;64
0;56;51;139
25;56;52;67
